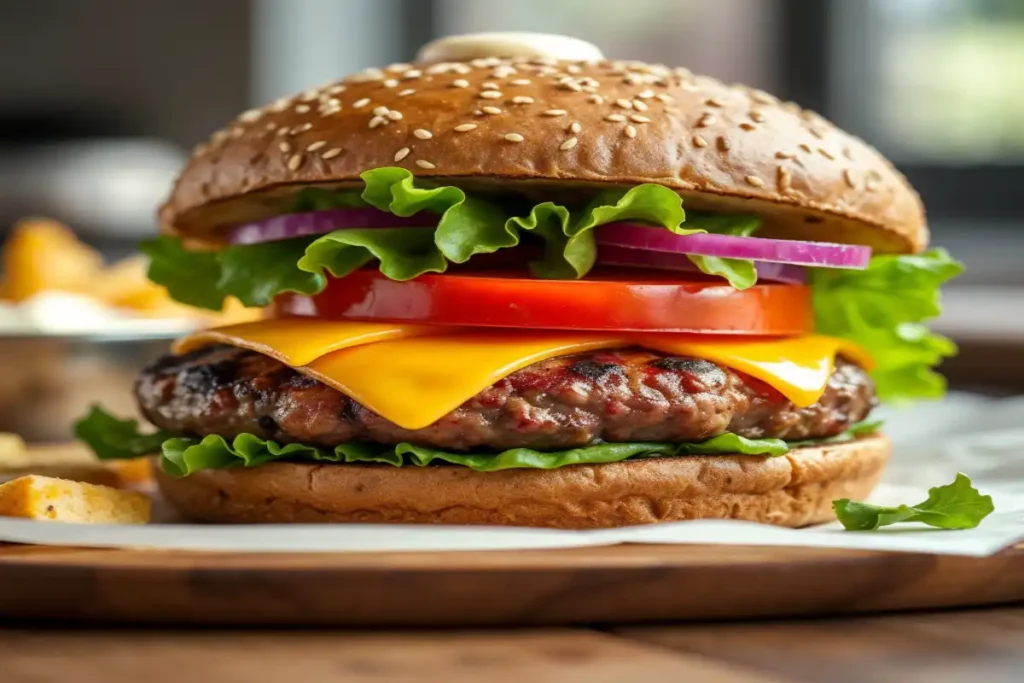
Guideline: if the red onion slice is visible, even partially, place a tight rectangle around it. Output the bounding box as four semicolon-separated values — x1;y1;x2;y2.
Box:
228;208;437;245
597;245;806;284
596;223;871;269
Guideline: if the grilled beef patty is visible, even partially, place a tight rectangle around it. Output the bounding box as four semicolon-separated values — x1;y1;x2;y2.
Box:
136;345;876;451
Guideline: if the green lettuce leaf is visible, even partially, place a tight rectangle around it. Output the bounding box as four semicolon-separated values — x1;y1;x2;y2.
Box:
145;169;762;309
811;249;963;403
833;473;994;531
73;406;788;476
140;236;226;310
73;405;172;461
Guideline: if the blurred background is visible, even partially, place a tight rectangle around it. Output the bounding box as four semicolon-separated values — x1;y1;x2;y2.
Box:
0;0;1021;439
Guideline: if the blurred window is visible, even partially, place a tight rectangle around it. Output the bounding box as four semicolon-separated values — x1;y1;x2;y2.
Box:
831;0;1024;164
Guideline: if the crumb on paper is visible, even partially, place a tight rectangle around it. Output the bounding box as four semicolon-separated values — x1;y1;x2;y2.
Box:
0;475;151;524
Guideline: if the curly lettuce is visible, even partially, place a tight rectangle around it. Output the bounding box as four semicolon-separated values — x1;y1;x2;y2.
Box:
144;167;761;309
74;406;794;476
811;249;963;403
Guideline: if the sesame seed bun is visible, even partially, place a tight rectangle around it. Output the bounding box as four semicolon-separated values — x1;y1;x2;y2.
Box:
153;435;890;529
161;57;926;254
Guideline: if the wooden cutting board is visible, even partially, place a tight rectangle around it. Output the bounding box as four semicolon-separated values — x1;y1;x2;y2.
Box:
1;541;1021;626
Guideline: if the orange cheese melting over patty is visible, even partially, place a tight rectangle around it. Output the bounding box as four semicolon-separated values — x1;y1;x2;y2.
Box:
175;320;872;431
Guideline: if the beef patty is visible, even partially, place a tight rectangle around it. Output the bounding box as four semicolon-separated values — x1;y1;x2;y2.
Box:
136;345;876;451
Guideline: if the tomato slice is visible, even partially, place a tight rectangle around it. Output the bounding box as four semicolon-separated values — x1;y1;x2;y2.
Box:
272;271;813;335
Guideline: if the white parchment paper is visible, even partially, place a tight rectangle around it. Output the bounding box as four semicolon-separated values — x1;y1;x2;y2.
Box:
1;392;1022;556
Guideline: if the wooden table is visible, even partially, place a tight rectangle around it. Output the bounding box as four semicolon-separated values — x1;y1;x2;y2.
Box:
3;606;1021;682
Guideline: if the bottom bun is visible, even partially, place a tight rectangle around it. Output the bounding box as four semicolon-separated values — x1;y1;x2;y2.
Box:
155;435;891;529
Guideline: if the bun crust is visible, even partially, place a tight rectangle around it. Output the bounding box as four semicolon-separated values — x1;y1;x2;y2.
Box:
161;59;926;254
155;435;890;529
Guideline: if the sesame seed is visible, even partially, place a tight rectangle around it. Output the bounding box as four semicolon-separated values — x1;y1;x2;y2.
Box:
415;159;435;169
656;93;674;103
306;141;326;152
403;69;422;79
265;122;278;130
560;137;578;151
777;166;792;193
543;109;567;117
383;79;399;88
843;146;855;161
637;90;655;99
481;106;502;115
818;148;835;160
406;129;430;141
843;168;857;188
604;114;626;122
279;142;291;153
481;82;499;90
750;111;767;123
294;104;311;114
353;98;371;108
320;107;341;118
776;151;796;159
287;154;303;171
698;113;717;127
295;122;313;133
624;125;638;139
270;97;291;112
623;73;642;85
239;108;262;122
745;175;765;188
452;79;470;88
398;88;416;97
632;100;649;112
567;64;583;74
559;81;583;92
327;85;346;95
751;89;778;106
373;106;390;116
692;134;708;148
493;65;517;78
387;110;403;121
394;147;410;162
615;98;634;110
865;177;881;192
511;96;535;105
454;123;478;132
588;94;605;104
511;78;532;86
321;147;342;159
479;91;503;99
717;136;731;151
504;133;525;143
799;143;813;153
705;97;725;108
739;122;757;131
300;88;320;101
569;122;582;134
276;127;290;137
369;116;386;129
630;115;650;124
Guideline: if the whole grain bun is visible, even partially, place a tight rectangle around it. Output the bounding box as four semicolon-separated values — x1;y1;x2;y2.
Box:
154;435;890;529
162;57;926;254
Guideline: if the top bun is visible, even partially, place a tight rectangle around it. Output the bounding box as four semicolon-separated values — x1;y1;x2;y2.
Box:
161;52;926;253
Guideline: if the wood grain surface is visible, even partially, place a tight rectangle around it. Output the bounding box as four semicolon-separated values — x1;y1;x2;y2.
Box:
2;608;1021;682
1;541;1022;626
619;607;1024;683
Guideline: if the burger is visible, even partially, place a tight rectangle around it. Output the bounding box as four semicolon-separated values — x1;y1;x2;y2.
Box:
77;34;961;528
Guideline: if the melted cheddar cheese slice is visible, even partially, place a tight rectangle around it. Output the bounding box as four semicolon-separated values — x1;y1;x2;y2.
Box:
174;320;872;430
172;318;441;366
